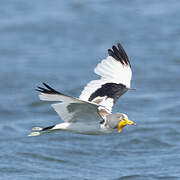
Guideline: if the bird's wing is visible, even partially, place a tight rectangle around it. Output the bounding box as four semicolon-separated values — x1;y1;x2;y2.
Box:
36;83;103;123
79;43;132;112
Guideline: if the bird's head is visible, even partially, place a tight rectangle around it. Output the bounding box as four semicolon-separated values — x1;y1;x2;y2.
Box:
105;113;136;133
116;113;136;133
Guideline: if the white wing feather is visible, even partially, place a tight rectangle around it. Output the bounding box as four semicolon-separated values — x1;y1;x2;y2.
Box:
95;56;132;87
79;55;132;111
38;91;101;123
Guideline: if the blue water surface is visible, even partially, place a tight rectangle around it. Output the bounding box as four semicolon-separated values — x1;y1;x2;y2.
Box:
0;0;180;179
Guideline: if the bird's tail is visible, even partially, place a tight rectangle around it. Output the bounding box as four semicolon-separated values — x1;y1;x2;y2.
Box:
28;125;56;137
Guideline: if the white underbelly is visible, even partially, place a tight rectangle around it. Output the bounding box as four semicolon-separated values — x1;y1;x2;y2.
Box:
66;122;112;135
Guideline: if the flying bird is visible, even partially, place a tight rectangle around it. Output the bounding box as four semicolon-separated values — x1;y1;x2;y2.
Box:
28;43;136;136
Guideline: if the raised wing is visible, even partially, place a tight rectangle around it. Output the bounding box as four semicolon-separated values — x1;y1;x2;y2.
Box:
79;43;132;112
37;83;102;123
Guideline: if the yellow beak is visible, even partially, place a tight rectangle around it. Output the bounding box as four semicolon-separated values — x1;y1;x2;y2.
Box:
118;118;136;133
126;119;136;126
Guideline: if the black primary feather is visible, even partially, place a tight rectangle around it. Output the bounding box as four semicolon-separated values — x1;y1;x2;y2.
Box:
36;83;62;95
108;43;131;67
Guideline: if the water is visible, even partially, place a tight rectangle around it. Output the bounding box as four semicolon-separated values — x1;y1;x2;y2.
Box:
0;0;180;179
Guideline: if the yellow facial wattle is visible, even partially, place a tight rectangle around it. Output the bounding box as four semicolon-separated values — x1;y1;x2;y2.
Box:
118;118;136;133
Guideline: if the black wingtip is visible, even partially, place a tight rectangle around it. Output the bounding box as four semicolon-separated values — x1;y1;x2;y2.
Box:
108;42;131;67
36;82;62;95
